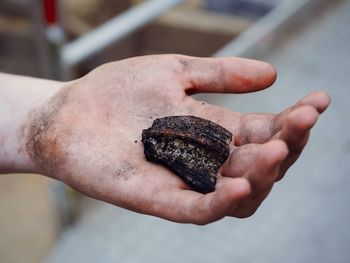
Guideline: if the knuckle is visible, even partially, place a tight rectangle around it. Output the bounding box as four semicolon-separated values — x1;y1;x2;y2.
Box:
233;207;258;219
192;216;212;226
152;54;191;80
170;54;191;74
235;211;254;219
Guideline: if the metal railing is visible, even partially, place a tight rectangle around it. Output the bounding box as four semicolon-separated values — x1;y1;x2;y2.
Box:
215;0;339;57
37;0;335;80
57;0;185;80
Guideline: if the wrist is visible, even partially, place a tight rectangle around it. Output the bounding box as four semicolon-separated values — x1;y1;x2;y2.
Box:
0;73;65;174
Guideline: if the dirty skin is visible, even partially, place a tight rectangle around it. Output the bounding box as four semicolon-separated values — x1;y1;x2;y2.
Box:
22;82;141;188
24;85;74;178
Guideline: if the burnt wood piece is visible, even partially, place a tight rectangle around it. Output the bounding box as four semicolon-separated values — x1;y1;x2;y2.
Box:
142;116;232;194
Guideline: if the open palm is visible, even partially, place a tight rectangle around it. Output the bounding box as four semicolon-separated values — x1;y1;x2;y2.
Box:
30;55;330;224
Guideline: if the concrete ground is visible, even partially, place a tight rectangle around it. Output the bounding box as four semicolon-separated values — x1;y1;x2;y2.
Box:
47;1;350;262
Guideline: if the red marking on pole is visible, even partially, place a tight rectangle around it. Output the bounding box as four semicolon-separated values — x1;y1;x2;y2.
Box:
43;0;57;25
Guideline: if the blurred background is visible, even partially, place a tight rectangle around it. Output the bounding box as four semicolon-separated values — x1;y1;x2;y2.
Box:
0;0;349;262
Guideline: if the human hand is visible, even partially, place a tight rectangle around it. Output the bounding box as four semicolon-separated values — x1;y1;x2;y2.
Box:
25;55;330;224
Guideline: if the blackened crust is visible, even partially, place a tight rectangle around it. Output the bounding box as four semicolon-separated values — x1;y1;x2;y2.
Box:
142;116;232;194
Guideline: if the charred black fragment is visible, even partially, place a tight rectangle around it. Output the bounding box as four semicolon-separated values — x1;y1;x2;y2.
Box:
142;116;232;194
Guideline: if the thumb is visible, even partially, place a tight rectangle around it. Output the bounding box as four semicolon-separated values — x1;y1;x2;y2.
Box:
179;56;277;94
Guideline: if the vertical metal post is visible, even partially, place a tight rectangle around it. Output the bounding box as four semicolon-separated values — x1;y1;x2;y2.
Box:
43;0;66;80
29;0;51;78
30;0;65;79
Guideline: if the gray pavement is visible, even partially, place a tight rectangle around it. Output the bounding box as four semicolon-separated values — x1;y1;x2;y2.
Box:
47;1;350;262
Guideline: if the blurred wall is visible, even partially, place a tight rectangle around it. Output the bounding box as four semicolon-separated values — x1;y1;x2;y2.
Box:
0;174;59;263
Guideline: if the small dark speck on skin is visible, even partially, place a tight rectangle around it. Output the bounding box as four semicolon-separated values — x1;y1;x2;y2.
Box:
178;57;190;72
202;102;205;105
134;140;138;143
112;162;136;181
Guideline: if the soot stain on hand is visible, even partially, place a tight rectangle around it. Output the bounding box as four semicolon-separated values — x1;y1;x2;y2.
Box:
111;162;137;181
23;85;74;177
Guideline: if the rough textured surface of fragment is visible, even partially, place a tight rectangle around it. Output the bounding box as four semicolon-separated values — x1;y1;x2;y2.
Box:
141;116;232;194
